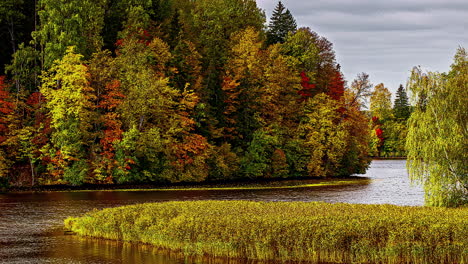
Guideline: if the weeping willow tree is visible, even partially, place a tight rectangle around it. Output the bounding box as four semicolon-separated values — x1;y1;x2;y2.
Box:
406;47;467;207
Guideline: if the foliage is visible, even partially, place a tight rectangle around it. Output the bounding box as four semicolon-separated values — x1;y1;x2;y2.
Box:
297;94;348;177
0;0;36;75
0;76;15;179
33;0;107;68
241;129;279;179
393;84;411;120
40;47;95;185
0;0;373;185
370;83;392;120
406;47;468;207
281;28;319;74
5;44;41;94
266;1;297;45
65;200;468;263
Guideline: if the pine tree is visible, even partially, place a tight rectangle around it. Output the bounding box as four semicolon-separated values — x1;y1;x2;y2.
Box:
266;1;297;45
393;84;411;120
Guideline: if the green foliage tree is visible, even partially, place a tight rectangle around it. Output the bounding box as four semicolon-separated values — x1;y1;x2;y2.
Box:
33;0;107;68
266;1;297;45
281;28;319;74
241;129;279;179
406;47;467;207
393;84;411;120
40;47;95;185
381;120;407;157
297;94;348;177
281;28;338;94
5;44;41;95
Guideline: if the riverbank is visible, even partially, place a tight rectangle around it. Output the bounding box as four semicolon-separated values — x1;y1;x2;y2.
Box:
4;176;370;193
64;200;467;264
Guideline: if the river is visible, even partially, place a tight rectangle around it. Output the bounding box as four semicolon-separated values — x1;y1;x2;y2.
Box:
0;159;424;263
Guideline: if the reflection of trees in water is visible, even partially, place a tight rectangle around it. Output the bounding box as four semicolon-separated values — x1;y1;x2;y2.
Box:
57;236;274;264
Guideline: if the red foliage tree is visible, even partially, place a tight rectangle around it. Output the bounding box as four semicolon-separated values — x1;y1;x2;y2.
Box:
0;76;15;144
327;70;345;100
372;116;380;124
26;92;52;165
97;80;125;182
298;71;316;101
375;127;384;144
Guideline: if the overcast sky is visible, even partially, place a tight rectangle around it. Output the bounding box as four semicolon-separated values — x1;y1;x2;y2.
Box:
257;0;468;97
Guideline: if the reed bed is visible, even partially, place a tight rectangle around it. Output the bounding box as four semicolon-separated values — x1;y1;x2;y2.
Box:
65;201;467;263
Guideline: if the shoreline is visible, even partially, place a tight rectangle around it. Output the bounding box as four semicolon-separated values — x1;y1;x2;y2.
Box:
5;176;370;193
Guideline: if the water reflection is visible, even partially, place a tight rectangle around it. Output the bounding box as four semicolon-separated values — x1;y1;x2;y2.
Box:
0;159;423;263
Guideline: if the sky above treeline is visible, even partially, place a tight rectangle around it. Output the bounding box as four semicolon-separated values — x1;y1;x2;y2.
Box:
257;0;468;98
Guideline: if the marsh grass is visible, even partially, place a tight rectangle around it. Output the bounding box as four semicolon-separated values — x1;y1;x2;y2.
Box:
65;201;467;263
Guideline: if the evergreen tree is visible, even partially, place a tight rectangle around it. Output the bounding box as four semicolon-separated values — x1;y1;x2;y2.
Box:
393;84;411;120
266;1;297;45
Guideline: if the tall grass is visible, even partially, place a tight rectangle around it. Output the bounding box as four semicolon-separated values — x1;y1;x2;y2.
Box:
65;201;468;263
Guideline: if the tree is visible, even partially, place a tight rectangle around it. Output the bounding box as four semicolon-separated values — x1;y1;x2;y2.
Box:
370;83;392;120
393;84;411;120
0;76;14;143
281;28;338;94
297;94;348;177
5;44;41;95
241;129;278;179
406;47;467;207
266;1;297;45
189;0;265;139
0;0;36;76
0;76;15;179
298;71;316;101
33;0;107;68
349;72;373;109
207;143;240;180
95;80;125;183
339;99;371;175
40;47;96;185
281;28;319;74
327;68;345;101
221;27;263;146
258;44;301;129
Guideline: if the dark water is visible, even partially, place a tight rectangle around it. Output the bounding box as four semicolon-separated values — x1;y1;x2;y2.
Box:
0;160;424;263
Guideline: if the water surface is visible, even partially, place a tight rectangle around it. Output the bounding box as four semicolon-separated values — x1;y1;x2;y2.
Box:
0;159;423;263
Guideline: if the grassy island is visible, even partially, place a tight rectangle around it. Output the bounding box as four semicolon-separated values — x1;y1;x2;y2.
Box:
65;201;467;263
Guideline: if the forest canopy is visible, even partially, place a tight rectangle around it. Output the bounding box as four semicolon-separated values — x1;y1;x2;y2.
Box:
0;0;372;186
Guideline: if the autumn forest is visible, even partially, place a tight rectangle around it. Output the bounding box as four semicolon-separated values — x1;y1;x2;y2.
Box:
1;0;412;187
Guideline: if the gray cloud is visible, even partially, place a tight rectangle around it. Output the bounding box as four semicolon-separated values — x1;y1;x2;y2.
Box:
258;0;468;95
